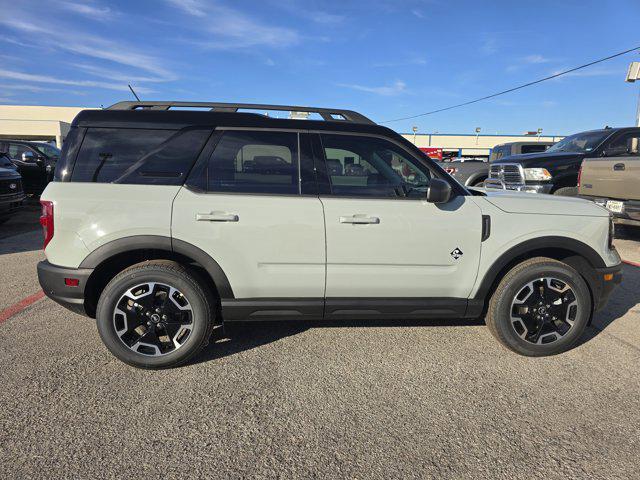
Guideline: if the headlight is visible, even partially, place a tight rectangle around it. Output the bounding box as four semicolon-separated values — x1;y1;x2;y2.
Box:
523;168;552;181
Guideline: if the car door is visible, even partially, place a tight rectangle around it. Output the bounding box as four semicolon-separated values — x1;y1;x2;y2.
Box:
315;132;483;319
8;142;43;194
172;128;326;321
581;130;640;203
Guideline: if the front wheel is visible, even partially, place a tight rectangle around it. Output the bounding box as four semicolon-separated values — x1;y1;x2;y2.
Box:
553;186;578;196
486;257;592;356
96;261;216;369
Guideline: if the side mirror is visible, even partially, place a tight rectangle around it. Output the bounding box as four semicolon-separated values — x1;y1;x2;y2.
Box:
426;178;452;204
21;151;35;162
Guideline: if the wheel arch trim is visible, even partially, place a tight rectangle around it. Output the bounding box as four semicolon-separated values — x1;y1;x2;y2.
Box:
473;235;605;301
79;235;235;299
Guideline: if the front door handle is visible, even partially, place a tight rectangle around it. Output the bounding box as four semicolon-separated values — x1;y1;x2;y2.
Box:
196;212;239;222
613;163;626;171
339;215;380;224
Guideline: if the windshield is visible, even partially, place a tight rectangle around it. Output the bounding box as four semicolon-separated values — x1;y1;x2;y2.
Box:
34;143;61;158
546;131;611;153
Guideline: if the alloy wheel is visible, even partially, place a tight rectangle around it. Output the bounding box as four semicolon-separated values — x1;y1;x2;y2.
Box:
113;282;193;356
509;277;579;345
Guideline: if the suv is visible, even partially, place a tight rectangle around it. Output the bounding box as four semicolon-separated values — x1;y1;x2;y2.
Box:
0;153;25;224
485;129;630;196
0;140;60;195
37;101;622;369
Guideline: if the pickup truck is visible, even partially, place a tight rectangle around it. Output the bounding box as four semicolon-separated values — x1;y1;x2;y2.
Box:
443;158;488;187
486;128;624;196
579;127;640;226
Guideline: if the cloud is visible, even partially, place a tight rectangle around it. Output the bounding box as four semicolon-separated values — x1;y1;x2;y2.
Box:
165;0;300;48
0;18;174;79
523;54;552;64
0;69;155;94
372;56;427;67
338;80;408;96
480;36;497;55
165;0;207;17
57;1;114;20
411;9;425;18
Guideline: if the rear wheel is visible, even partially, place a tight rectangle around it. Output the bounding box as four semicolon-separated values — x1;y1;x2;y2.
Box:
471;178;486;187
486;257;591;356
96;261;215;369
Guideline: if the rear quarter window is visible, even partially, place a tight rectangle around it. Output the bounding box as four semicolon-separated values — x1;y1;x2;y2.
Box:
70;127;212;184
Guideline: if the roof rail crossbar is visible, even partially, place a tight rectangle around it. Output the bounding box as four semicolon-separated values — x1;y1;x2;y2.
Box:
107;101;375;124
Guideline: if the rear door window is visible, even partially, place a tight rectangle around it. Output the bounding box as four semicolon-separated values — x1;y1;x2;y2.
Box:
71;128;212;184
206;130;299;194
521;144;549;154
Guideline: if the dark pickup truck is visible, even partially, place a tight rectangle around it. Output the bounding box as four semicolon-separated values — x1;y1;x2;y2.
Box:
0;154;25;224
485;128;622;196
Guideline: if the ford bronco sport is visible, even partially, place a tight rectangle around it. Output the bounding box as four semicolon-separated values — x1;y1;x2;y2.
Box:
37;101;622;369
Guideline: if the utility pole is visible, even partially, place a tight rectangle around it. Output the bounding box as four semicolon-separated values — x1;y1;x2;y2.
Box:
625;61;640;127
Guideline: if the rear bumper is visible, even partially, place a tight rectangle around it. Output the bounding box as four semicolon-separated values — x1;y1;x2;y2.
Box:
37;260;93;316
581;196;640;226
593;263;623;312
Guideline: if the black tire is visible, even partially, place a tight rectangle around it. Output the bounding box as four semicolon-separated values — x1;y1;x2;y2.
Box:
553;186;578;197
471;178;486;187
486;257;592;357
96;260;216;369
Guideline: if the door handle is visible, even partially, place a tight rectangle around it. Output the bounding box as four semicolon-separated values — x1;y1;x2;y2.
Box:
339;215;380;224
613;163;626;171
196;212;239;222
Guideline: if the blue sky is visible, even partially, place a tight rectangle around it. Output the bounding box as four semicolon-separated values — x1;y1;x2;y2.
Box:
1;0;639;135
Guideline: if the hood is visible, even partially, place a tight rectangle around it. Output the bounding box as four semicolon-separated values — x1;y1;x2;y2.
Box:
493;151;584;167
0;167;20;178
483;190;609;217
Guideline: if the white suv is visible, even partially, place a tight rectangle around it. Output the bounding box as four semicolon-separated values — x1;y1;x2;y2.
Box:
37;101;622;368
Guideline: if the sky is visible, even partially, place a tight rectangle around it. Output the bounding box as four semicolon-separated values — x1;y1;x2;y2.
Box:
0;0;639;136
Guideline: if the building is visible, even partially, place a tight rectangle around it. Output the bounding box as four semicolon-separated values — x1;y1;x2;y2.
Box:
400;132;564;159
1;104;563;154
0;105;89;148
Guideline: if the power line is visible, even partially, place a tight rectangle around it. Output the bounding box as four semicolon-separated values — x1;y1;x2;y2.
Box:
380;46;640;124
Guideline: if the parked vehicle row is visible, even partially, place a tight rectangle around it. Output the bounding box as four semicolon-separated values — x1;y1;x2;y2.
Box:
484;127;640;226
0;153;26;224
0;140;59;196
37;101;621;369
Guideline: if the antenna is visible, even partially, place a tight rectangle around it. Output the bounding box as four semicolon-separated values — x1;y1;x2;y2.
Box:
128;84;141;101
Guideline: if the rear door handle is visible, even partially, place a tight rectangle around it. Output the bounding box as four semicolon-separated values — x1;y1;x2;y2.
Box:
613;163;626;171
196;212;239;222
339;215;380;224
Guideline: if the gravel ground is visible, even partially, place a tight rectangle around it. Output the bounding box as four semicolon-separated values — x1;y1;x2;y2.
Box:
0;209;639;479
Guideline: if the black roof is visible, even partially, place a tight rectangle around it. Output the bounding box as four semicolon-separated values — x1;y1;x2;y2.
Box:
72;108;399;137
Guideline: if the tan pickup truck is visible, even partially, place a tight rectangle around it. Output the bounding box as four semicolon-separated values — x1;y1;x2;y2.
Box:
579;127;640;226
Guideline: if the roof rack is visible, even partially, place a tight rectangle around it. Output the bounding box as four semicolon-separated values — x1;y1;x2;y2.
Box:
107;101;375;125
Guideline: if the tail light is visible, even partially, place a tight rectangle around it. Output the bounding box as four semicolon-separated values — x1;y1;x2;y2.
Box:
40;200;54;249
577;161;583;188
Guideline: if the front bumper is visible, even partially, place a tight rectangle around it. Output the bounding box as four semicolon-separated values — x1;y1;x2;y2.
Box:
484;179;553;194
0;193;26;216
593;263;623;312
37;260;93;316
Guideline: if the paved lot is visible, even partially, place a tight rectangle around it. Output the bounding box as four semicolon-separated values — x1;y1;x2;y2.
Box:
0;209;639;479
